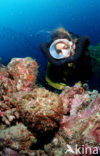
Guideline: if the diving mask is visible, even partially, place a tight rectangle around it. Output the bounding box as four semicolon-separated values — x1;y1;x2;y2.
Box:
49;39;73;59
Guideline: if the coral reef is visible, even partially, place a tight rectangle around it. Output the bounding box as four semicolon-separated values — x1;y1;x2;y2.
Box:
0;57;100;156
0;58;64;155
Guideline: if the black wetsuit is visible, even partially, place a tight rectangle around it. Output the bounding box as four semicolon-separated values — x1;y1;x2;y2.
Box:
40;36;92;85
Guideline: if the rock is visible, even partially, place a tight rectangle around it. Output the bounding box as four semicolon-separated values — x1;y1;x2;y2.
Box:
0;123;37;151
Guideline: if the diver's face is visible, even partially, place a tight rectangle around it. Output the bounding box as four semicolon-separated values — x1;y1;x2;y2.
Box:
55;42;69;55
55;42;66;50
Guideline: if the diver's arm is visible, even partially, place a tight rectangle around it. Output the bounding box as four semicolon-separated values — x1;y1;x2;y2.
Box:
71;35;90;62
80;49;92;79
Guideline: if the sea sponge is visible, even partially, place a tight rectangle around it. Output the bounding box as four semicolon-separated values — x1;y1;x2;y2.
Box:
18;88;63;133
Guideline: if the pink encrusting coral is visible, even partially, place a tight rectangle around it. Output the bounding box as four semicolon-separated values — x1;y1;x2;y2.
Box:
60;86;91;115
60;86;100;155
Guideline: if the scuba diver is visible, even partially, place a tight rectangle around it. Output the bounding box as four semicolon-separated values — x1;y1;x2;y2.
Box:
40;27;92;90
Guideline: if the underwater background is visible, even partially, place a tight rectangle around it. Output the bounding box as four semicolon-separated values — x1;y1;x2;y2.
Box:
0;0;100;90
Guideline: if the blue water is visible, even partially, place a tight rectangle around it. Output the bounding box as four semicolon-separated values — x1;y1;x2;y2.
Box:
0;0;100;89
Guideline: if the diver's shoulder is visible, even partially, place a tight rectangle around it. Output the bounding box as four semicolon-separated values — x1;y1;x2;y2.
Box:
77;35;90;47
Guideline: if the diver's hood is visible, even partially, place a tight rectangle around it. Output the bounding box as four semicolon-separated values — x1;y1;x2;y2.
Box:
49;39;73;59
